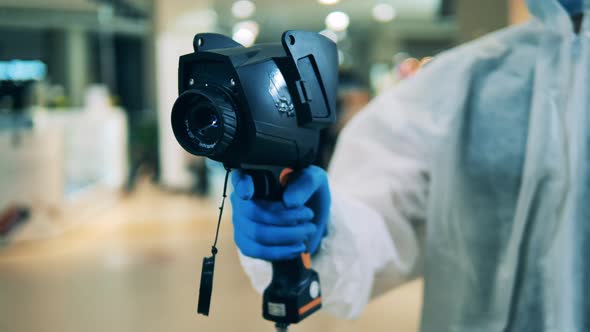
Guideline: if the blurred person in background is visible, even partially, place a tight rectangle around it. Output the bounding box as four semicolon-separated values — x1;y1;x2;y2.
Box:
232;0;590;331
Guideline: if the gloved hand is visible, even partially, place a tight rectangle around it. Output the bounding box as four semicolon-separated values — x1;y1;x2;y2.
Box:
231;166;331;261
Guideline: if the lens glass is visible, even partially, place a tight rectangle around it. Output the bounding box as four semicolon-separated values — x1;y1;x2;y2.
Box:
184;98;224;148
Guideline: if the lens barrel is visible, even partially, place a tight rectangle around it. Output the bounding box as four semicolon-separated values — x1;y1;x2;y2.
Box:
171;88;237;158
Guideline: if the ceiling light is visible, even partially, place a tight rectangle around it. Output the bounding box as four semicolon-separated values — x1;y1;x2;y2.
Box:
233;29;256;47
318;0;340;5
233;20;260;36
232;0;256;19
232;20;260;47
372;3;397;22
325;11;350;32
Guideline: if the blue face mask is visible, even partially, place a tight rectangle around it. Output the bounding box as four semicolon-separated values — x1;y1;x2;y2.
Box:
559;0;583;15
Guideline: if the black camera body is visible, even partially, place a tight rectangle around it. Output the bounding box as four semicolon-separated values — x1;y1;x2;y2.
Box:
172;31;338;327
171;30;338;175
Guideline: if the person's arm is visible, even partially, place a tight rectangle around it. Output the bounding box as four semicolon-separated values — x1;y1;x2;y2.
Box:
328;87;436;303
239;84;441;318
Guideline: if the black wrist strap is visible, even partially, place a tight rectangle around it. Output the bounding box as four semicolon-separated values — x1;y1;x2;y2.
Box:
197;168;231;316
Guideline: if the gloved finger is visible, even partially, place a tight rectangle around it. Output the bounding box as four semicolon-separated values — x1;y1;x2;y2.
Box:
235;218;318;245
307;181;331;253
235;231;306;261
231;194;314;226
283;166;328;208
231;170;254;200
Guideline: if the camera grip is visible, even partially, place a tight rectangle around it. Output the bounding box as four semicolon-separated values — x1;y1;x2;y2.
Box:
250;167;323;325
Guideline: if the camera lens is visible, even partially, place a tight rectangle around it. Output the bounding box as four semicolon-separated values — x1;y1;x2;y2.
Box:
171;89;237;157
185;103;223;145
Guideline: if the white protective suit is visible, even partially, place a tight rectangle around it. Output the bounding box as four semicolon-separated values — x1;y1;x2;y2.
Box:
240;0;590;330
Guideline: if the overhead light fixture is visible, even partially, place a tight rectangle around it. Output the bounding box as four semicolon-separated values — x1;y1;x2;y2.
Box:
233;29;256;47
232;20;260;47
318;0;340;5
0;60;46;81
325;11;350;32
372;3;397;22
232;0;256;19
233;20;260;36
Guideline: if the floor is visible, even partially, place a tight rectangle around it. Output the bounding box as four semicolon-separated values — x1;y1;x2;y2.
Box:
0;181;423;332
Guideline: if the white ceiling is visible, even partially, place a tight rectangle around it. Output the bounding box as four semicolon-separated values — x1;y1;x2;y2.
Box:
0;0;442;26
0;0;448;40
212;0;443;40
215;0;442;25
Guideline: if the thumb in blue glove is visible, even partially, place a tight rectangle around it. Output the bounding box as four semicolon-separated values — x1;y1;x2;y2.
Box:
231;166;331;261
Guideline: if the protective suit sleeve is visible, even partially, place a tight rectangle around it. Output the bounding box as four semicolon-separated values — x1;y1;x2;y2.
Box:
238;82;440;318
325;87;435;316
236;46;461;317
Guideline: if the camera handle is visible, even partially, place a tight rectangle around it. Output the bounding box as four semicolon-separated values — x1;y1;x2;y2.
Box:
243;167;322;331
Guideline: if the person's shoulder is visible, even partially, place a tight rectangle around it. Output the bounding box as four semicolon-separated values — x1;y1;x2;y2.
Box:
437;22;540;65
393;22;539;97
382;22;539;115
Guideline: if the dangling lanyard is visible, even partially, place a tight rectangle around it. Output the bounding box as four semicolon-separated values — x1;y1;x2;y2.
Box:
197;168;231;316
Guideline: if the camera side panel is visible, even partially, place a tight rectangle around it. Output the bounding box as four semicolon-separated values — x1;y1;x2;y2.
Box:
235;59;319;167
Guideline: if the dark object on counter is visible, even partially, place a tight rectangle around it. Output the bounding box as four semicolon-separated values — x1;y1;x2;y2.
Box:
0;205;30;237
170;30;338;330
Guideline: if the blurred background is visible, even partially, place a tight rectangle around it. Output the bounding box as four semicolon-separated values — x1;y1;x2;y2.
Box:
0;0;529;331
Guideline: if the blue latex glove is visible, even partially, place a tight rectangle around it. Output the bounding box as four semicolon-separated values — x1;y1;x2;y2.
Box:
559;0;582;15
231;166;331;261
